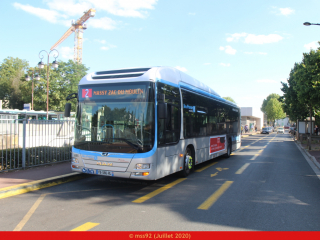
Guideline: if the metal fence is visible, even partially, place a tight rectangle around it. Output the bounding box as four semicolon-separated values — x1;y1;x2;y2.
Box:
0;119;75;172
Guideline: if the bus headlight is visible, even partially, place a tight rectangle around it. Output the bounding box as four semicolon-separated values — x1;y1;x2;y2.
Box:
72;158;79;163
136;163;150;169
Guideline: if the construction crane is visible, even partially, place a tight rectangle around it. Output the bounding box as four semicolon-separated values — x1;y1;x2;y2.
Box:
50;8;96;64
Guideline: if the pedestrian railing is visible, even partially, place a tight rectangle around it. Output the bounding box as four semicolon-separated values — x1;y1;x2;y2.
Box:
0;119;75;172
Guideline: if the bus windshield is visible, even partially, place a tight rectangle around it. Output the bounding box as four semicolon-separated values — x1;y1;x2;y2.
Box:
74;82;155;153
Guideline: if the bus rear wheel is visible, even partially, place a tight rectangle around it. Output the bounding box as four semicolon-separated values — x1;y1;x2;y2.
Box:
180;148;193;177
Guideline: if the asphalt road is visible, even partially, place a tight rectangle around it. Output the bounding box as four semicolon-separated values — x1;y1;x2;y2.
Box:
1;132;320;231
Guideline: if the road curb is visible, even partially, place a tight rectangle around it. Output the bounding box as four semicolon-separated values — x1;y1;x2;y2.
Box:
0;172;89;200
294;139;320;180
295;141;320;171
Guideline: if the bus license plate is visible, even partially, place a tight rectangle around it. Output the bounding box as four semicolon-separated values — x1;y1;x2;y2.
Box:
97;170;113;176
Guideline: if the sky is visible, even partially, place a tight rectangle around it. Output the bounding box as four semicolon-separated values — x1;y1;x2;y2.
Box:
1;0;320;111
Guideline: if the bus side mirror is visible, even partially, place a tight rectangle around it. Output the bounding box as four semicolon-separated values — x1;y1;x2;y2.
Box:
64;103;71;117
158;102;167;119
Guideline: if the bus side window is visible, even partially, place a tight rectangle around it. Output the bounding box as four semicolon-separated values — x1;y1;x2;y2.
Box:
165;104;180;143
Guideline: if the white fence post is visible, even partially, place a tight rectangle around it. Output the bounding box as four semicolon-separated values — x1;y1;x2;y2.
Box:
22;119;26;168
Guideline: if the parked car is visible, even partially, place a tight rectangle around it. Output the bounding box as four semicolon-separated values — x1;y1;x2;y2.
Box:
277;127;284;134
261;127;272;134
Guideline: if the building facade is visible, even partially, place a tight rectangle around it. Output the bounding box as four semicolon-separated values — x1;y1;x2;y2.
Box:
241;107;264;131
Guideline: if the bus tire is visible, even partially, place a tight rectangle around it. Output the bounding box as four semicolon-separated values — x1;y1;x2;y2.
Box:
225;139;232;158
180;147;193;177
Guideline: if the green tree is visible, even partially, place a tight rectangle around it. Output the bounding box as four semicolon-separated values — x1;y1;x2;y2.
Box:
294;49;320;149
265;98;286;125
0;57;29;109
280;63;309;121
223;96;236;104
20;60;89;112
261;93;280;115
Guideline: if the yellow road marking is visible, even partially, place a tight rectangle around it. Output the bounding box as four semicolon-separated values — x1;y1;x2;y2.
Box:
71;222;100;231
235;163;250;174
250;154;259;161
132;178;186;203
0;173;82;200
195;162;217;172
211;172;218;177
13;194;47;231
216;167;228;171
198;181;233;210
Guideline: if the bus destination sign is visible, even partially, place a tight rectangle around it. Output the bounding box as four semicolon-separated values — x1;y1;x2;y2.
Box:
79;85;146;100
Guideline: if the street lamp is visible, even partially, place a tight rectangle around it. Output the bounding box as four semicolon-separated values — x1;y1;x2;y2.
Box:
38;49;59;120
303;22;320;26
25;68;40;110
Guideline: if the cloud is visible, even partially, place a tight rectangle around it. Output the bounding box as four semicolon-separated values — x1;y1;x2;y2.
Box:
89;17;117;30
226;32;247;42
219;46;237;55
304;41;319;50
46;0;91;17
219;63;230;67
175;66;187;72
59;46;74;60
87;0;158;18
188;13;196;15
272;7;295;16
100;43;117;50
279;7;295;16
245;34;283;44
13;0;158;29
256;79;277;83
227;32;283;44
13;2;66;23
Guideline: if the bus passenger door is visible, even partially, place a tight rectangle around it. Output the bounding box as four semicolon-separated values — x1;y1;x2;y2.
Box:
156;82;181;178
157;103;180;177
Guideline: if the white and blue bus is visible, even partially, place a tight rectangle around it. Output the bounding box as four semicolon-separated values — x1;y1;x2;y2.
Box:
66;67;241;180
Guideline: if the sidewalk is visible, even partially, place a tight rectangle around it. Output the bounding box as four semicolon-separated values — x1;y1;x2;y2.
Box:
0;161;88;199
241;131;259;138
294;137;320;168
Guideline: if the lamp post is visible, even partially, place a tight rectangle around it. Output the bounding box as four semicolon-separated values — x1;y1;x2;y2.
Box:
25;68;40;110
38;49;59;120
303;22;320;26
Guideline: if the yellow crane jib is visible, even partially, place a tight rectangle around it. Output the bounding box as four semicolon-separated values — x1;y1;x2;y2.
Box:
50;8;96;64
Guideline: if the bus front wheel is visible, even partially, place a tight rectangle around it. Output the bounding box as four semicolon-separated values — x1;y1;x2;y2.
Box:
180;148;193;177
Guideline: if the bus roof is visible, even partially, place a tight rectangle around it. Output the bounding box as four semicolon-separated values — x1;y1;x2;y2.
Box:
79;66;238;108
